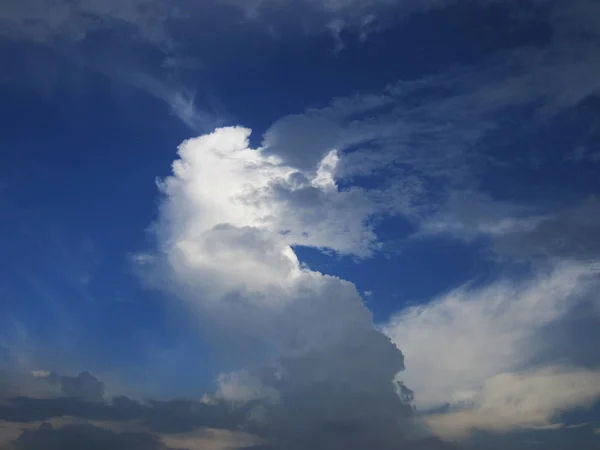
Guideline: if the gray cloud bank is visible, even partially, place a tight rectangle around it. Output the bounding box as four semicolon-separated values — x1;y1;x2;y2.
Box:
1;369;598;449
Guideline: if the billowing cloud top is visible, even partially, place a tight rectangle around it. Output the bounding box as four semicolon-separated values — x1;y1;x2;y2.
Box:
137;126;421;448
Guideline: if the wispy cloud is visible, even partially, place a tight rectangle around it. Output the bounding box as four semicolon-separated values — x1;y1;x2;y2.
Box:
116;70;221;132
0;0;177;49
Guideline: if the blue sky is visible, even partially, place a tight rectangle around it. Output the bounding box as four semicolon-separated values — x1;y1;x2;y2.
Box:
1;1;600;449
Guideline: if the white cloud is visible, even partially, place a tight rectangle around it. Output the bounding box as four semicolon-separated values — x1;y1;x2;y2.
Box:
425;367;600;440
139;125;416;447
146;125;383;338
382;262;600;438
117;70;219;133
154;126;378;268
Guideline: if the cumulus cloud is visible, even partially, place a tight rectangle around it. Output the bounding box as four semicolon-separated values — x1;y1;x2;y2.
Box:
382;262;600;438
153;126;378;263
135;125;425;448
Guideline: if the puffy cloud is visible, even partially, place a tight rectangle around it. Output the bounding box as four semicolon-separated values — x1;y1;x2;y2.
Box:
154;126;377;267
382;262;600;438
137;125;420;447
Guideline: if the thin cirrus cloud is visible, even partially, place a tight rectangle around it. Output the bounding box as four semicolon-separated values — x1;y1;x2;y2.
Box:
0;0;178;48
0;0;453;46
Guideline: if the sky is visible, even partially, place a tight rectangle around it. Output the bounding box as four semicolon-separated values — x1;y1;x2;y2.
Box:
0;0;600;449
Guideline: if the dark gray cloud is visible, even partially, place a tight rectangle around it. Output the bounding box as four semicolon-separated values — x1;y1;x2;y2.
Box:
0;392;249;433
56;372;105;403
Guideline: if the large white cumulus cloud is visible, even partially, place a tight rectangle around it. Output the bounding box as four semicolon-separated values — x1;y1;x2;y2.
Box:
139;126;421;448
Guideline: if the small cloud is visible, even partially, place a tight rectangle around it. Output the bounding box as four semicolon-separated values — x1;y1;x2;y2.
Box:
363;290;373;297
31;370;51;379
131;253;155;266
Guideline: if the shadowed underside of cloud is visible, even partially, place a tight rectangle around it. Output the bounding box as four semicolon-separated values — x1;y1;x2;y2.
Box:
0;378;261;450
0;369;452;450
